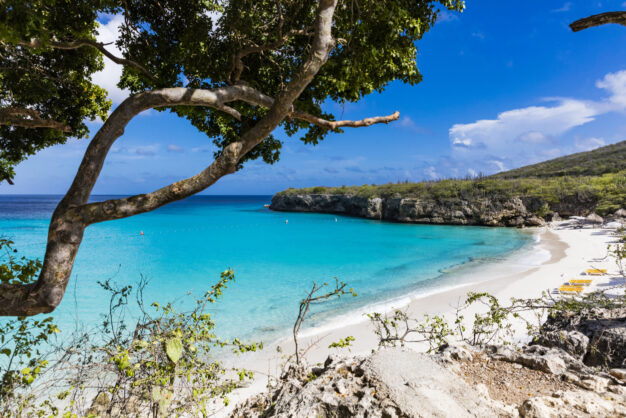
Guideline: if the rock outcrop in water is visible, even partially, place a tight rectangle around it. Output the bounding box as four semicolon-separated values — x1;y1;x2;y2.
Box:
270;194;556;227
270;193;626;227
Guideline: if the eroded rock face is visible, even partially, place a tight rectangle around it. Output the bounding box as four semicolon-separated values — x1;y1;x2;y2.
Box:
538;308;626;369
270;194;556;227
534;330;590;360
232;348;505;418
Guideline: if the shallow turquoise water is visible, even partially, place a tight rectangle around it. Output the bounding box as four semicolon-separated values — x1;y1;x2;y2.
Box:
0;195;533;342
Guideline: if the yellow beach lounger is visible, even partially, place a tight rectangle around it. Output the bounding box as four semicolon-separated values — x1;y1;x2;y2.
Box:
568;279;592;286
586;269;607;275
558;285;584;293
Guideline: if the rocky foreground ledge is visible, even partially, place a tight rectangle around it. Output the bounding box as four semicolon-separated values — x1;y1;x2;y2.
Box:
233;308;626;417
271;194;626;227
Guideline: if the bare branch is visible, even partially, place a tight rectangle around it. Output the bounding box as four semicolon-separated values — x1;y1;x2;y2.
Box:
232;83;401;129
0;107;71;132
16;38;156;81
292;110;400;129
570;11;626;32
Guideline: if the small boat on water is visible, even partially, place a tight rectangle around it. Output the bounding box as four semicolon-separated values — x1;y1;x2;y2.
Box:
264;204;270;208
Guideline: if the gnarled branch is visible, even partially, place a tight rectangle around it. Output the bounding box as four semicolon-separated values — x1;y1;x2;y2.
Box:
0;107;71;132
570;11;626;32
16;38;156;81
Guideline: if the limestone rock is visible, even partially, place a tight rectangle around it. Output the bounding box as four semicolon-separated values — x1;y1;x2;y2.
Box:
539;307;626;369
487;345;579;376
585;212;603;224
519;390;626;417
233;348;505;417
610;369;626;381
614;208;626;218
439;343;474;362
534;330;589;360
270;191;598;227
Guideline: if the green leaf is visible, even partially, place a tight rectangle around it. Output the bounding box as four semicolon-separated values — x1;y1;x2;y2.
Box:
165;338;183;364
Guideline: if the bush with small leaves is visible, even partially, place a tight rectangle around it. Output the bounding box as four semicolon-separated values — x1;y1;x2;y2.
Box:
0;239;60;417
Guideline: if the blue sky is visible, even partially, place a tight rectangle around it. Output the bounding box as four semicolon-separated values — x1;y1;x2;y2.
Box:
3;0;626;195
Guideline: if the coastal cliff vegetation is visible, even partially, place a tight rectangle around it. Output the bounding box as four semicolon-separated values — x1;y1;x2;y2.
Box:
275;140;626;217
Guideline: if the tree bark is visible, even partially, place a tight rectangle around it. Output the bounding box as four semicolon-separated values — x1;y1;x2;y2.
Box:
570;11;626;32
0;107;71;132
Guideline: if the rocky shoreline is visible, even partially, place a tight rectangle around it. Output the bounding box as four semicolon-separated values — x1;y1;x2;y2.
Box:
270;193;621;227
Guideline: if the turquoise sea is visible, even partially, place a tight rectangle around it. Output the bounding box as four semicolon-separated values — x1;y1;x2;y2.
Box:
0;195;534;342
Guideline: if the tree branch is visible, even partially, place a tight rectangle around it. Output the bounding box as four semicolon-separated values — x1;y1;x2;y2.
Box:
16;38;156;81
570;11;626;32
233;83;401;129
228;28;315;83
0;107;71;132
292;110;400;129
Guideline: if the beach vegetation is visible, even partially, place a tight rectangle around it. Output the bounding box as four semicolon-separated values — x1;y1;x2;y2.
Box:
0;252;261;416
292;279;356;365
0;239;59;417
0;0;465;316
328;336;355;351
368;287;626;352
367;310;455;353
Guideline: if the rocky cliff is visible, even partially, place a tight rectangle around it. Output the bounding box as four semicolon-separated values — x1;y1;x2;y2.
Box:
269;193;594;227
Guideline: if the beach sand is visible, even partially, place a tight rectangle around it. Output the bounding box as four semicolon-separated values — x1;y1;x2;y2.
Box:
216;220;624;416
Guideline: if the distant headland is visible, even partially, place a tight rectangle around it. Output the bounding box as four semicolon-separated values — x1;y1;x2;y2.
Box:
271;141;626;227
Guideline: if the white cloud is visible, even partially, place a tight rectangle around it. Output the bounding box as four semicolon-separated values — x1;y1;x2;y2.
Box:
449;69;626;173
92;15;129;104
135;145;159;156
575;137;605;151
424;166;439;180
396;116;429;134
437;11;459;23
398;116;417;128
552;2;572;12
167;144;184;153
487;160;505;172
597;70;626;108
519;131;549;144
471;32;485;40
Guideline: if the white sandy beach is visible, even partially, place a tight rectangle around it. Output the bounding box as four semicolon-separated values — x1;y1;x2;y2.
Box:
216;220;624;416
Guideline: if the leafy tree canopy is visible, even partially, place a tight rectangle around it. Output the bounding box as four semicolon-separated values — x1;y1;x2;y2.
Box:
0;0;463;182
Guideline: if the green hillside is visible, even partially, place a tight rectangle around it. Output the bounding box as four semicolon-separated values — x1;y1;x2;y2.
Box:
491;140;626;179
277;141;626;215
